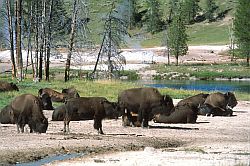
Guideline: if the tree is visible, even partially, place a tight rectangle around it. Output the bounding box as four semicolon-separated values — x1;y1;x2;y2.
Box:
234;0;250;66
140;0;164;34
182;0;200;24
15;0;23;81
92;2;128;79
6;0;17;78
167;3;188;66
204;0;218;22
65;0;79;82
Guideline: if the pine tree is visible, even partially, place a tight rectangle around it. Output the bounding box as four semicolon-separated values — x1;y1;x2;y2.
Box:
167;3;188;66
234;0;250;66
182;0;200;24
204;0;218;22
138;0;163;34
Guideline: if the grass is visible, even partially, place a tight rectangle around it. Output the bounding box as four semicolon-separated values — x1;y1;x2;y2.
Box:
151;63;250;80
1;77;249;109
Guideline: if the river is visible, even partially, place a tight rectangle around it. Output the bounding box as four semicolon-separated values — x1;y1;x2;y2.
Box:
136;79;250;94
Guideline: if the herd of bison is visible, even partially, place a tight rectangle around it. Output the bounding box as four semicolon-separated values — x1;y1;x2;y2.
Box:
0;80;238;135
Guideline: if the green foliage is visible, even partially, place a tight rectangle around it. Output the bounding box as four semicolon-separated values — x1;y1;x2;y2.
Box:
182;0;200;24
141;0;164;34
204;0;218;22
167;2;188;65
234;0;250;66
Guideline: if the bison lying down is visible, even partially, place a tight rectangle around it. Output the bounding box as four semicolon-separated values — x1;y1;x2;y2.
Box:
0;105;14;124
153;103;198;124
198;92;238;116
10;94;48;133
0;81;19;92
38;87;79;102
64;97;118;134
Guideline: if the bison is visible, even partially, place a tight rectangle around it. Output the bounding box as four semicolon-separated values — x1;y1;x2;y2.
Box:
64;97;119;134
177;93;209;108
198;92;238;116
153;103;198;124
40;93;54;110
117;87;174;128
0;105;14;124
0;81;19;92
38;87;79;102
10;94;48;133
52;105;66;121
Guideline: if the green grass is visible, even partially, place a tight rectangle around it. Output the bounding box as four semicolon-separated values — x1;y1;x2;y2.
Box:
1;77;249;109
151;63;250;80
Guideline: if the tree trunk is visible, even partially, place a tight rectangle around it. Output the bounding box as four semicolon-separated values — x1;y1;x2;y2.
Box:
65;0;79;82
15;0;23;81
6;0;16;79
45;0;54;81
38;0;46;81
34;0;39;80
25;1;32;78
107;15;113;79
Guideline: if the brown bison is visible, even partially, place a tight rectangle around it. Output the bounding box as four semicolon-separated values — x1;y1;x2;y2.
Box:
117;87;174;128
52;105;66;121
198;92;238;116
0;105;14;124
38;87;79;102
64;97;119;134
153;103;198;124
177;93;209;108
40;93;54;110
0;81;19;92
10;94;48;133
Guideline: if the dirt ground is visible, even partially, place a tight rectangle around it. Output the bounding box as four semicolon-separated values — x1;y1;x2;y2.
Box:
0;46;249;165
0;100;249;165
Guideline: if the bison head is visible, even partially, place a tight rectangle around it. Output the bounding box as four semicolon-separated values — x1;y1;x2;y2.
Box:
163;94;174;111
40;93;54;110
224;92;238;109
34;118;48;133
103;101;120;119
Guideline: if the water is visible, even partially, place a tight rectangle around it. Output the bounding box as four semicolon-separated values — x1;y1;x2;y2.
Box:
15;153;84;166
138;80;250;94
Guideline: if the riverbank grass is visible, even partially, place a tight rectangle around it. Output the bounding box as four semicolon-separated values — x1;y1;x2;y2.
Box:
0;79;248;109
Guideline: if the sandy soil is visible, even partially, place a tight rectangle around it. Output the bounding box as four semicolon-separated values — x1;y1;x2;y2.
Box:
0;100;249;165
0;46;249;165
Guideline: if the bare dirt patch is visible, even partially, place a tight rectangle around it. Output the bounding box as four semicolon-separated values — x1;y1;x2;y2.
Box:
0;100;249;165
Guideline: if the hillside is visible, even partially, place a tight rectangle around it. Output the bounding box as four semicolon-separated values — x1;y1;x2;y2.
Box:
86;0;237;47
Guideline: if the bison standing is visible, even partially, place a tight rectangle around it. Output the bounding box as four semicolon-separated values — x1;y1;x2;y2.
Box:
117;87;174;128
64;97;118;134
10;94;48;133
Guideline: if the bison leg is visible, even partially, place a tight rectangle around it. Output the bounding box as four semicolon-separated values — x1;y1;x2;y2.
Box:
63;120;70;134
139;107;149;128
94;117;104;134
